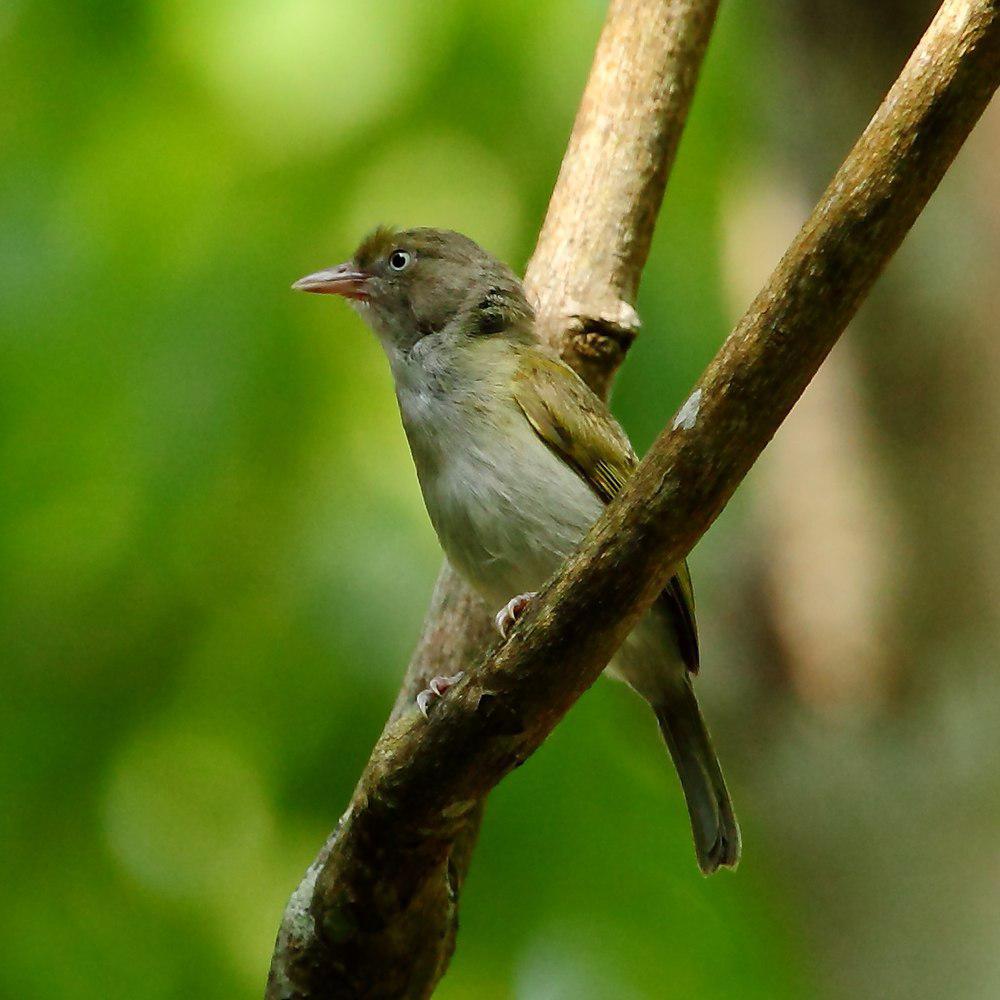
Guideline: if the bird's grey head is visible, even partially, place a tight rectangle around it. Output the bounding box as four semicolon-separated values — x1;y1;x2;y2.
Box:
293;226;534;356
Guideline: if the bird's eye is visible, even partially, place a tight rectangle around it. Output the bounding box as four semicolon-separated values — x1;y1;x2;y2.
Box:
388;250;411;271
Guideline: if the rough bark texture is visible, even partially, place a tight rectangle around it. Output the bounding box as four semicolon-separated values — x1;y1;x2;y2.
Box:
266;0;999;996
526;0;720;395
266;1;720;997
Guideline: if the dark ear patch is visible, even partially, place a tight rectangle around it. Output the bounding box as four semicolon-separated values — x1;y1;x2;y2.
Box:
474;287;510;336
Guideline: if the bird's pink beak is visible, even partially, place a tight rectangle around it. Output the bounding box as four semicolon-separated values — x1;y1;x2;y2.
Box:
292;262;370;299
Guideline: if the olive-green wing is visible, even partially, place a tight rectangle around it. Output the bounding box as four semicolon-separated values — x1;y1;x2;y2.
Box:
511;348;637;502
511;347;699;672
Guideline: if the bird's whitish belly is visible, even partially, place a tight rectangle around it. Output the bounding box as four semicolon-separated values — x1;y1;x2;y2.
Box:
432;438;603;605
398;376;688;701
419;425;687;701
405;400;604;608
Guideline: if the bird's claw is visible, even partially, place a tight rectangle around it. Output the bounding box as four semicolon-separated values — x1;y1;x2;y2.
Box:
494;592;537;639
416;672;465;718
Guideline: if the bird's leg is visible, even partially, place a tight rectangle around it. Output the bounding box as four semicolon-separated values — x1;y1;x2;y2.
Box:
494;592;537;640
416;672;466;718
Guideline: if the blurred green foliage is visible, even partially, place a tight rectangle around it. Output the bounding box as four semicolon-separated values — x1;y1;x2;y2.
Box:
1;2;810;997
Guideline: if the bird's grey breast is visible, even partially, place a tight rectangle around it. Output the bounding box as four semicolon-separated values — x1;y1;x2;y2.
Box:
391;342;602;605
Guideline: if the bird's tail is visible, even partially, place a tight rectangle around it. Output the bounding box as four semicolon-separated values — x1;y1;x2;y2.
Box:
655;682;740;875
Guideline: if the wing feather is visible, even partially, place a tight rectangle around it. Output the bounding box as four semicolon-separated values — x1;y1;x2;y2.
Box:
511;347;699;671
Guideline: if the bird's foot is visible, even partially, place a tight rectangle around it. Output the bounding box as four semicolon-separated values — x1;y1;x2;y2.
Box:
416;672;465;718
494;592;537;639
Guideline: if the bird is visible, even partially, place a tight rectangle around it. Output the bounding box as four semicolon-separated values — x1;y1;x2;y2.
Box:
293;226;740;874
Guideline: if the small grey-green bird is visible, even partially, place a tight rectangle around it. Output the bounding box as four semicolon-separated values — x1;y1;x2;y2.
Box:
294;227;740;874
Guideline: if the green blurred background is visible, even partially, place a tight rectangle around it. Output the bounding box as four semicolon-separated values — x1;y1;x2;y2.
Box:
4;1;999;997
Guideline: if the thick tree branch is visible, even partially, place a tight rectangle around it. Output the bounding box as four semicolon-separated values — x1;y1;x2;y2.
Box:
268;0;999;996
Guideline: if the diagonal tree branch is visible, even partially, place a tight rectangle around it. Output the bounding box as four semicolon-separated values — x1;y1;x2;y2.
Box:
268;0;999;996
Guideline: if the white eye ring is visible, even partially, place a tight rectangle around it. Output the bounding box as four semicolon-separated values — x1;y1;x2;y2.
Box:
388;250;411;271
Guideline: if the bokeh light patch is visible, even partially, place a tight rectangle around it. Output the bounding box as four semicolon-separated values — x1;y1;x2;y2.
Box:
104;728;273;899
